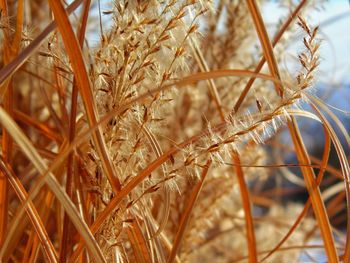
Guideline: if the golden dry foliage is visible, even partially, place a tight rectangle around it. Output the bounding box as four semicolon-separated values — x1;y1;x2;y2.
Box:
0;0;349;262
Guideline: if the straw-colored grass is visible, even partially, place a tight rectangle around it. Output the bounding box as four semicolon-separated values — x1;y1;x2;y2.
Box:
0;1;348;262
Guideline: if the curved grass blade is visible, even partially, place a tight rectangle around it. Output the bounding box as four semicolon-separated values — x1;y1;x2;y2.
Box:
247;1;339;260
0;107;106;263
232;152;257;263
0;157;58;262
47;0;121;193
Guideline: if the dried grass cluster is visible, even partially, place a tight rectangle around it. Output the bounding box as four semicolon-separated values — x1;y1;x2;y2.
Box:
0;0;349;262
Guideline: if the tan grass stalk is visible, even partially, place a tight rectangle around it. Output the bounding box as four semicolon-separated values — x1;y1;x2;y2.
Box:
1;1;347;261
0;157;57;262
308;95;350;262
232;152;258;262
234;0;307;113
246;0;283;97
13;109;62;143
0;0;23;245
288;118;339;262
260;124;331;262
127;218;152;263
246;1;339;261
59;0;91;261
0;107;105;263
47;0;121;194
65;81;311;258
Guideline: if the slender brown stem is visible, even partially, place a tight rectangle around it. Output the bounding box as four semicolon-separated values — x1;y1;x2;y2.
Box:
48;0;121;195
260;125;331;262
0;0;24;245
0;156;58;262
232;152;257;263
59;1;91;261
234;0;307;113
246;1;339;261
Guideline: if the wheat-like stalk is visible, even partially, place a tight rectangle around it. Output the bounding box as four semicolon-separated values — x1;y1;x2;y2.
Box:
0;1;348;262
